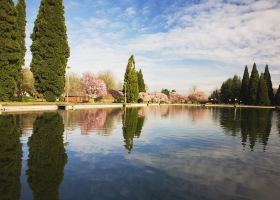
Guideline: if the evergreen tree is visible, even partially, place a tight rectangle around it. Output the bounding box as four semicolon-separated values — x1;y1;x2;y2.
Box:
137;69;146;92
275;85;280;106
123;55;139;103
257;74;270;106
248;63;259;105
16;0;26;67
220;75;241;103
0;0;21;101
30;0;70;102
240;66;250;104
263;65;274;105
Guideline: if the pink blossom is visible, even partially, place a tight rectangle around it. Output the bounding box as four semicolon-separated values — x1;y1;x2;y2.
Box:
80;110;107;135
170;93;189;103
188;91;208;103
139;92;169;103
81;72;107;98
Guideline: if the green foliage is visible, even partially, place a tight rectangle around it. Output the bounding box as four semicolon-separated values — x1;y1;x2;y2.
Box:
98;70;117;89
275;85;280;106
123;55;139;103
30;0;70;101
27;113;67;200
122;108;145;153
44;91;56;102
137;69;146;92
248;63;259;105
257;74;270;106
240;66;250;104
0;115;22;200
220;75;241;103
209;89;220;103
16;0;26;67
0;0;21;101
263;65;274;105
161;89;170;97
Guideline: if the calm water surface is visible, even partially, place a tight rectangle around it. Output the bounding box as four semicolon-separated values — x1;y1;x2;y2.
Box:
0;106;280;200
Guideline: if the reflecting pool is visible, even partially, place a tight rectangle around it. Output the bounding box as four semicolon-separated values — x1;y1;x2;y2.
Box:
0;106;280;200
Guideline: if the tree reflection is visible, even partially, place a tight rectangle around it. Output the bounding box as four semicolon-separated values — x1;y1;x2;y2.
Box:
0;116;22;200
219;108;273;151
80;110;107;135
219;108;241;136
277;111;280;136
27;113;67;200
122;108;145;153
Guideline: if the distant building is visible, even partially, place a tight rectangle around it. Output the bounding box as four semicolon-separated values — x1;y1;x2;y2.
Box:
64;93;89;103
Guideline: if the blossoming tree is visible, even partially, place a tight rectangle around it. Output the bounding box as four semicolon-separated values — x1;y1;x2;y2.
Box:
80;72;107;98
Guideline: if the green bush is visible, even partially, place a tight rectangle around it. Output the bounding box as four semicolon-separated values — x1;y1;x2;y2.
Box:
44;91;56;102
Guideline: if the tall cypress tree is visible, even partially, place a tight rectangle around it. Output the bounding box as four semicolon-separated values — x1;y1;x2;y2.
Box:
248;63;259;105
0;0;21;101
123;55;139;103
240;66;250;104
257;74;270;106
263;65;274;105
16;0;26;67
30;0;70;102
275;85;280;106
137;69;146;93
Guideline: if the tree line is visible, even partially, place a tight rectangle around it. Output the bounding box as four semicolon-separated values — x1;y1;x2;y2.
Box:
210;63;280;106
0;0;69;102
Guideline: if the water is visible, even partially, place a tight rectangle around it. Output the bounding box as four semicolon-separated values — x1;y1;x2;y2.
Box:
0;106;280;200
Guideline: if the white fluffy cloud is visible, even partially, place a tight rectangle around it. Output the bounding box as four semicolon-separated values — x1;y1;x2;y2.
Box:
27;0;280;93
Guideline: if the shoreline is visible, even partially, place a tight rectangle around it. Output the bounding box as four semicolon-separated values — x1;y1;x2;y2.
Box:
0;103;277;114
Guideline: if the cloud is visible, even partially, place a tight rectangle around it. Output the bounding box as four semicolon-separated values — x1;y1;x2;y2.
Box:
126;7;136;16
25;0;280;93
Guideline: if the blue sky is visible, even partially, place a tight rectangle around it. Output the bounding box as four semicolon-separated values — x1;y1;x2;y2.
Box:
24;0;280;94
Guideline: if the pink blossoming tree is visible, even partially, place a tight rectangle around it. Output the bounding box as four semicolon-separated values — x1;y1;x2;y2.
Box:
81;72;107;98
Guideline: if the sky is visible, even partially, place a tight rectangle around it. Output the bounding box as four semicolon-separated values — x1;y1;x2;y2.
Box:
24;0;280;94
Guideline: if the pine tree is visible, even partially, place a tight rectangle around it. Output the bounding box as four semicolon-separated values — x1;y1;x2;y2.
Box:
263;65;274;105
137;69;146;93
0;0;21;101
248;63;259;105
257;74;270;106
275;85;280;106
123;55;139;103
240;66;250;104
30;0;70;102
16;0;26;67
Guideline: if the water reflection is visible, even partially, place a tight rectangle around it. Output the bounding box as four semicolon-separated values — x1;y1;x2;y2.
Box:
26;113;67;200
219;108;273;151
0;116;22;200
122;108;145;153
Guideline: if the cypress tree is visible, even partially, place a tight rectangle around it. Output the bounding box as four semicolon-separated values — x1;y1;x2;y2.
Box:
263;65;274;105
16;0;26;67
240;66;250;104
248;63;259;105
30;0;70;102
275;85;280;106
137;69;146;93
0;0;21;101
257;74;270;106
123;55;139;103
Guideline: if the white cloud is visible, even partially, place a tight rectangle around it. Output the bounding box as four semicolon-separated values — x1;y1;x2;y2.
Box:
126;7;136;16
26;0;280;93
